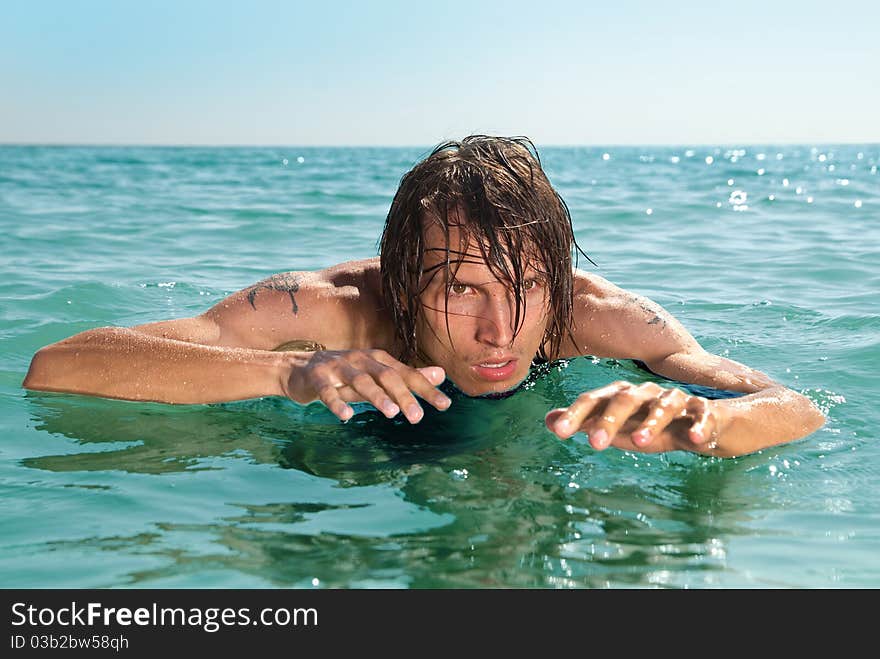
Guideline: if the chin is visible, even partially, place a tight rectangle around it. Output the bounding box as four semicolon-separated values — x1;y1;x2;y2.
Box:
450;372;529;398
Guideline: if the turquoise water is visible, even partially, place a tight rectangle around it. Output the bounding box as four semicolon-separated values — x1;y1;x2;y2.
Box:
1;144;878;588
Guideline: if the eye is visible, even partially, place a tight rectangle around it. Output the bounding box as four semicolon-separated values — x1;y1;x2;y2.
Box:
523;278;538;291
449;282;470;295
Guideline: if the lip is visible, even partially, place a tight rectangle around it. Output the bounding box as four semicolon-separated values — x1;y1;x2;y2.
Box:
471;358;519;382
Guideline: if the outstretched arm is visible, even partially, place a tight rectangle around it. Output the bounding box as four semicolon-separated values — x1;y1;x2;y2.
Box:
23;319;292;404
546;274;825;457
22;272;328;404
22;266;450;420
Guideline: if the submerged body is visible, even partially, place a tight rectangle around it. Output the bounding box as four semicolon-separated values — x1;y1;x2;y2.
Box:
22;136;825;457
22;255;823;457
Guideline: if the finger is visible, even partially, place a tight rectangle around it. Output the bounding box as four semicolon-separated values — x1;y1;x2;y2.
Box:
630;388;688;447
364;362;444;423
416;366;446;386
548;381;631;440
548;394;602;439
544;408;566;432
367;351;451;413
338;364;401;419
365;364;426;422
391;365;452;414
315;383;354;422
589;386;644;450
686;397;716;445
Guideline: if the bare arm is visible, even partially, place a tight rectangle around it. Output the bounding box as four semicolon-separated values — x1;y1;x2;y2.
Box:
22;322;291;404
639;350;825;457
21;271;328;404
548;273;825;456
22;265;451;419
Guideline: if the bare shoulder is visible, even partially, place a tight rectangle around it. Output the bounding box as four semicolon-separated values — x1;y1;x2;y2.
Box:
572;269;629;308
319;256;383;296
561;269;698;360
202;257;391;351
572;269;660;320
242;257;381;306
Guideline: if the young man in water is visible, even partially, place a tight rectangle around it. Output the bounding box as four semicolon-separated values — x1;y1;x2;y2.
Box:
22;136;825;457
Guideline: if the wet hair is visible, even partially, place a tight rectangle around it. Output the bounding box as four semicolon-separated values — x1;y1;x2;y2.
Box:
379;135;591;364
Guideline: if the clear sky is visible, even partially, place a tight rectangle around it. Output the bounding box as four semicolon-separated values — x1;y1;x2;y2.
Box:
2;0;877;146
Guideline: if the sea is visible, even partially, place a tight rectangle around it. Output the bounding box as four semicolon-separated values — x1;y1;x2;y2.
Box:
1;143;877;587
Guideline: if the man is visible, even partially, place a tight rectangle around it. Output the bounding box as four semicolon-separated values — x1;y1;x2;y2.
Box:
22;136;825;457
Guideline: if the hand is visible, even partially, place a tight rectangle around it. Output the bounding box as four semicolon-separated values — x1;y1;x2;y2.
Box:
544;380;723;451
282;349;451;423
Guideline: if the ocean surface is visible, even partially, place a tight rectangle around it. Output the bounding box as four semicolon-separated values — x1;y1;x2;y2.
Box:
1;143;877;588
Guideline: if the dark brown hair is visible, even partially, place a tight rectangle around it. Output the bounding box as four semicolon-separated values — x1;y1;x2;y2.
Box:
379;135;590;363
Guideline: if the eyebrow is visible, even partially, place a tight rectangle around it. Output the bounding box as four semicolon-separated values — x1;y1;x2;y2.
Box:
421;247;487;277
422;260;486;276
421;260;543;283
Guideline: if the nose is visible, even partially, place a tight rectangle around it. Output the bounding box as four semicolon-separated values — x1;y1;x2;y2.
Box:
475;289;516;347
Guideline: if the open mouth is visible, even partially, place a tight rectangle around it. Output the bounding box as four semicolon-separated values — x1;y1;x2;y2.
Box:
472;359;518;382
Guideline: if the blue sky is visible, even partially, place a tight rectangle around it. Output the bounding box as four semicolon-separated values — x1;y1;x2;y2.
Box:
1;0;877;145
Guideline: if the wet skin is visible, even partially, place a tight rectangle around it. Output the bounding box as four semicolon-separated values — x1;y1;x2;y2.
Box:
412;221;551;398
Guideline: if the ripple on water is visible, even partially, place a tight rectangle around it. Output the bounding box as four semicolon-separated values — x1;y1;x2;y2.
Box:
2;144;879;588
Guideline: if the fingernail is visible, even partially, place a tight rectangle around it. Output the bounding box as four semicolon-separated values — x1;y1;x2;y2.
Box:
633;429;651;445
436;396;451;410
407;404;423;422
558;418;571;432
591;428;608;448
382;401;400;416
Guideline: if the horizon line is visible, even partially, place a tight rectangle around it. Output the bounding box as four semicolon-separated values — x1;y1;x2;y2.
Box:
2;140;879;149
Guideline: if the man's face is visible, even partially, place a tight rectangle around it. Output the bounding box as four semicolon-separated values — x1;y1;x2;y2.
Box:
414;218;551;396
